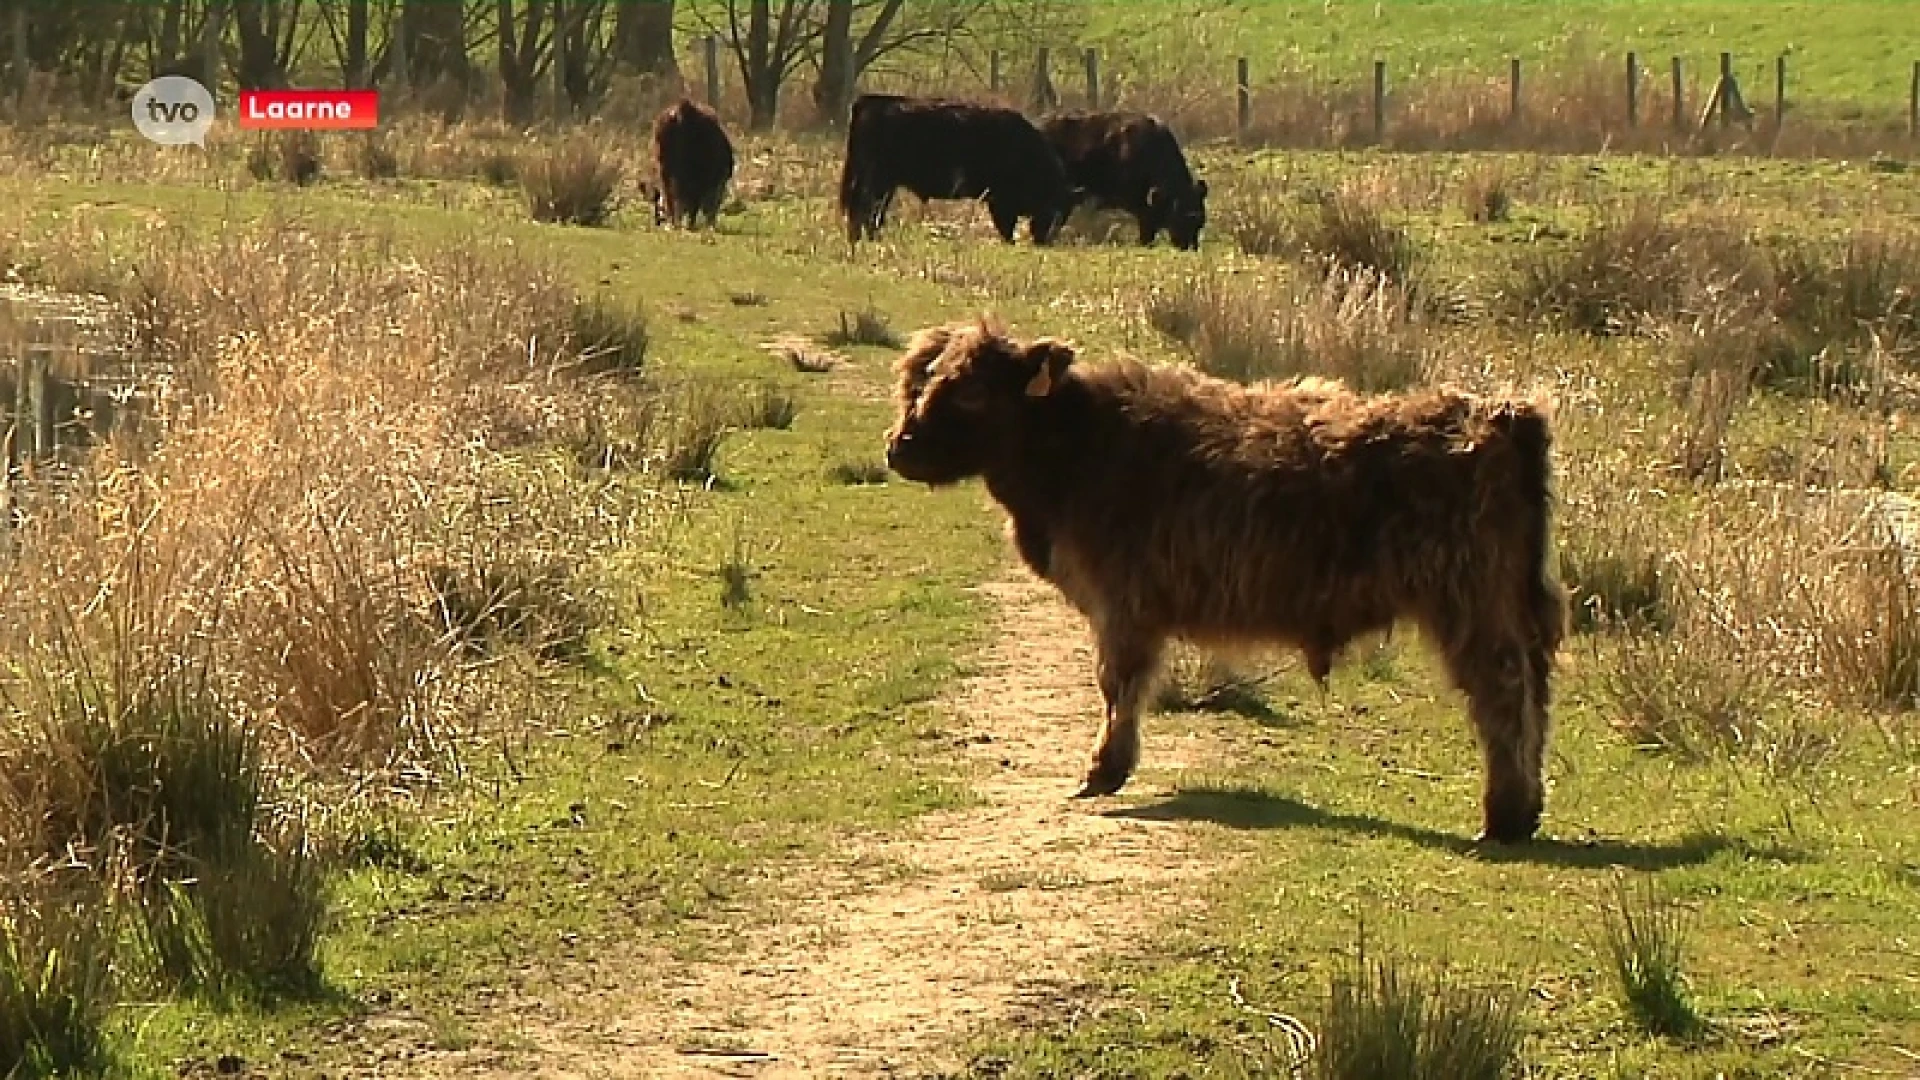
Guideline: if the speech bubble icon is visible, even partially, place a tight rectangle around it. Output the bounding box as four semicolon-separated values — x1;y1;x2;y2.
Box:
131;75;216;148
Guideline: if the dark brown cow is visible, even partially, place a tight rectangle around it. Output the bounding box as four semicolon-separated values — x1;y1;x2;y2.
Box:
652;98;734;230
1042;110;1209;250
883;319;1569;844
837;93;1077;246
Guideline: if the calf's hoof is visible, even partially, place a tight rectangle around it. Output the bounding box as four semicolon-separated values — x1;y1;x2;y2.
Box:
1476;797;1543;845
1072;766;1132;799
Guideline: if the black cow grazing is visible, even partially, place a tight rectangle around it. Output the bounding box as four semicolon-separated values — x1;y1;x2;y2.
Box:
652;98;734;230
1042;110;1209;250
838;93;1077;246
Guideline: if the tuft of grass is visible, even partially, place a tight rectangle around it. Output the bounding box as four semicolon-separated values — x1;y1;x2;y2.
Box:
0;648;327;1002
660;380;736;485
569;291;651;379
1155;644;1282;719
0;875;122;1079
279;131;323;187
823;305;902;349
240;130;330;186
141;820;328;1002
1595;873;1704;1041
1810;544;1920;713
429;556;594;663
1147;268;1430;390
1460;162;1512;224
523;138;623;227
1662;298;1771;484
572;396;659;472
478;148;519;187
738;382;799;431
828;461;890;486
1513;202;1755;337
1313;930;1528;1080
716;520;758;612
1226;185;1296;257
782;343;840;373
356;132;401;181
1556;487;1673;634
729;290;768;307
1294;190;1417;283
1597;625;1779;761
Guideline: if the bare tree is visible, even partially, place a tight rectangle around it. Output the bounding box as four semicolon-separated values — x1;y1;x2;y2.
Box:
688;0;815;131
400;0;476;92
611;0;678;82
495;0;554;124
811;0;999;125
315;0;396;87
551;0;617;115
230;0;307;89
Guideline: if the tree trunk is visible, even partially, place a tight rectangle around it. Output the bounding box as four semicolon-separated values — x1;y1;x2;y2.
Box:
155;0;184;76
233;0;288;88
198;0;223;89
612;0;676;80
9;2;27;100
403;0;467;90
811;0;850;126
343;0;369;86
742;0;774;130
496;0;546;126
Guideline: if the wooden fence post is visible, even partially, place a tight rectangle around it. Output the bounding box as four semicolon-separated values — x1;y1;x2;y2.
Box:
990;49;1001;95
10;353;27;476
1671;55;1684;131
1032;46;1055;110
704;35;720;108
1775;54;1786;129
1719;51;1733;128
1236;56;1250;136
26;350;47;461
1509;57;1521;124
1626;51;1638;127
1373;59;1386;141
1084;48;1099;109
1910;60;1918;138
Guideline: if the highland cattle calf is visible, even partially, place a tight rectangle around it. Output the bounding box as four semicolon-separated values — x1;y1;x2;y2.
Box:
838;93;1077;246
652;98;734;230
1041;110;1209;250
883;320;1569;844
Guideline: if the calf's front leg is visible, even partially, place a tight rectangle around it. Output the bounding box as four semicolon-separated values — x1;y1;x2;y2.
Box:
1074;629;1164;798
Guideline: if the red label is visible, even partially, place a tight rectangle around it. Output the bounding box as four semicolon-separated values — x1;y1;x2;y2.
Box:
238;90;379;130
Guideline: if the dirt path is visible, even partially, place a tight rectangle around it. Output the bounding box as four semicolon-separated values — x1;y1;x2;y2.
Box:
386;571;1242;1079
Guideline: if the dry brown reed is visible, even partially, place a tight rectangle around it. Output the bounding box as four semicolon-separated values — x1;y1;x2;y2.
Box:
1146;265;1434;391
0;213;658;780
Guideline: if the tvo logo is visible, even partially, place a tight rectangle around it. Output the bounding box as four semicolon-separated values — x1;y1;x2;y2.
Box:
131;76;216;147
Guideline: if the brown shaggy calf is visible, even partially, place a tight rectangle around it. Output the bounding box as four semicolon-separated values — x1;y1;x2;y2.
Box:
651;98;734;230
883;320;1569;844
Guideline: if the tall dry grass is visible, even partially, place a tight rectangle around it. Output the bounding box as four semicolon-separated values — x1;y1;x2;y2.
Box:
0;211;668;1047
1146;266;1434;391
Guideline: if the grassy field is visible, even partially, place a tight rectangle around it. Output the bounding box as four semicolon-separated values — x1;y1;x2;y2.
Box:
2;27;1920;1077
1073;0;1920;109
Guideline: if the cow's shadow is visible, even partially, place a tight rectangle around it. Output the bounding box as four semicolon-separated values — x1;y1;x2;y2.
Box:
1104;785;1779;871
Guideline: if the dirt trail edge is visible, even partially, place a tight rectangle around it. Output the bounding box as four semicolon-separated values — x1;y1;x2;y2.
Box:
403;572;1245;1079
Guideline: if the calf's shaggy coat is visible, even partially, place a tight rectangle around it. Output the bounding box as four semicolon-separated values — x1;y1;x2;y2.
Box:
883;320;1569;843
651;98;734;230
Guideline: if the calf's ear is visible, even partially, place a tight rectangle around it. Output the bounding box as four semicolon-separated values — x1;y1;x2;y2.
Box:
1024;338;1077;397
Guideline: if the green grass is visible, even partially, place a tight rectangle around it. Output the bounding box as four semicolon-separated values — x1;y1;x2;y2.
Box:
4;118;1920;1079
0;171;1017;1074
1078;0;1920;112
